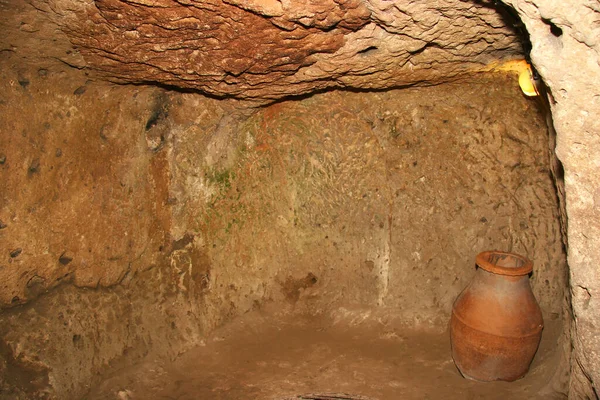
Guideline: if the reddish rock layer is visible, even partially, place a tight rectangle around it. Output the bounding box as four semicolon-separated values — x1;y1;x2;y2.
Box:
35;0;522;100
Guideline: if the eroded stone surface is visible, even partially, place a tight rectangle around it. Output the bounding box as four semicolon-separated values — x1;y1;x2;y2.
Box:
0;66;171;305
31;0;522;100
0;57;569;397
2;0;598;397
499;0;600;396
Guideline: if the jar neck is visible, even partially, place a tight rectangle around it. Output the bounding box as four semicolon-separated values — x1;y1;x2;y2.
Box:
476;266;530;284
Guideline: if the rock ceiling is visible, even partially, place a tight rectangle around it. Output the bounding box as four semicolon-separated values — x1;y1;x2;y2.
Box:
34;0;523;100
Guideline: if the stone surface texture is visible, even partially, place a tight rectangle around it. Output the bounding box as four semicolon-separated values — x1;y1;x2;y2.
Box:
0;61;569;398
86;310;566;400
31;0;523;100
499;0;600;397
1;0;598;398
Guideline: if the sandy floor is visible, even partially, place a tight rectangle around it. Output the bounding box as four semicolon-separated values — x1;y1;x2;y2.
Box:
87;308;565;400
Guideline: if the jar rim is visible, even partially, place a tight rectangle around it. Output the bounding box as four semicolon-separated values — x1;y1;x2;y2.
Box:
476;250;533;276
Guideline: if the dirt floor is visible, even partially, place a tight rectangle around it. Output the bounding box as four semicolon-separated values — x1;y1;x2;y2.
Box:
87;308;565;400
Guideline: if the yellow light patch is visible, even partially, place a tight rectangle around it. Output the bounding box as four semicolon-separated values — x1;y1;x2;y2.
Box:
481;59;540;97
518;67;540;97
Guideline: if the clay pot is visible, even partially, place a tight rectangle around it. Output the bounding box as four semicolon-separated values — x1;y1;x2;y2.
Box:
450;250;543;382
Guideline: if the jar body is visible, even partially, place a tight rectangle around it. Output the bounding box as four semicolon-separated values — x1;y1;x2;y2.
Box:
450;251;543;382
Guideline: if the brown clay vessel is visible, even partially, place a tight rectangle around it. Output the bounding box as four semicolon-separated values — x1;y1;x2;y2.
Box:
450;250;543;381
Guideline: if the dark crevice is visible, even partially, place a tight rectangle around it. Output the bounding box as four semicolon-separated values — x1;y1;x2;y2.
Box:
542;18;563;37
356;46;378;56
408;42;443;56
145;91;170;131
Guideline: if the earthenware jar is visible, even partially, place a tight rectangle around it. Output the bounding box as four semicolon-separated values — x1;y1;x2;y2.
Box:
450;250;543;382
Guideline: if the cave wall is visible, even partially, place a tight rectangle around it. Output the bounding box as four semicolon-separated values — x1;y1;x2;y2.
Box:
0;61;567;399
1;0;597;398
0;68;171;303
500;0;600;397
167;76;567;321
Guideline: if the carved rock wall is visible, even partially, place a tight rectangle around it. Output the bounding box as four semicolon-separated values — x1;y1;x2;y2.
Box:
2;0;599;398
500;0;600;397
0;66;569;398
